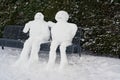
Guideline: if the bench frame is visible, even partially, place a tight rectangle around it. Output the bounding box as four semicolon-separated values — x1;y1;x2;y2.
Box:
0;25;82;56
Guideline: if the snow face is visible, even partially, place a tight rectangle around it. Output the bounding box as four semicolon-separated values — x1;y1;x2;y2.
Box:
0;47;120;80
14;12;50;66
47;11;78;69
55;10;69;22
34;12;44;20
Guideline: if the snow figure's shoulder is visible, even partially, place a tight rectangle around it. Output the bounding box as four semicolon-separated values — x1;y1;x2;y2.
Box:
29;20;34;23
25;20;33;25
68;23;78;30
43;21;48;24
68;23;77;27
48;21;56;27
43;21;50;27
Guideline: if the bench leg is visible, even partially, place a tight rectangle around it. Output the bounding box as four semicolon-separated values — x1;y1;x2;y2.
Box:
2;46;4;50
79;51;81;57
78;45;81;57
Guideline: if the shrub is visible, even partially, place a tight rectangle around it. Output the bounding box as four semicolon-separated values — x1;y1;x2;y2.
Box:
0;0;120;58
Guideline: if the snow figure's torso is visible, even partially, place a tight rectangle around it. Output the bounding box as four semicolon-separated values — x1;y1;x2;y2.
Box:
28;20;50;41
51;22;77;42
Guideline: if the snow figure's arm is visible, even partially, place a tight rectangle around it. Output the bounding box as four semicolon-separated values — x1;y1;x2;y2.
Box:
48;21;55;28
71;24;78;39
23;22;30;33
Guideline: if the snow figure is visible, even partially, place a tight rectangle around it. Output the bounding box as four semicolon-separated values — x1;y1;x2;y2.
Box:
47;11;78;69
15;12;50;66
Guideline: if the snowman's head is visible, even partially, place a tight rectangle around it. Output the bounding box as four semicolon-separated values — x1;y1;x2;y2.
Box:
55;11;69;22
34;12;44;20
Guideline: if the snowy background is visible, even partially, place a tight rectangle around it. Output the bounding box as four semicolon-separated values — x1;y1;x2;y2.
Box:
0;47;120;80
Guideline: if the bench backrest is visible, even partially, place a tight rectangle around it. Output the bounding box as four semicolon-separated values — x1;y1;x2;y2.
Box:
72;27;81;45
3;25;28;40
3;25;81;44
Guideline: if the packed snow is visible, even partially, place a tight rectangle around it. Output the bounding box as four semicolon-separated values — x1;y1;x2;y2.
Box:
16;12;50;68
0;47;120;80
47;10;78;69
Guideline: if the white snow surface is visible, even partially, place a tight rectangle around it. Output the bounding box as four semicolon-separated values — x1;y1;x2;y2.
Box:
0;47;120;80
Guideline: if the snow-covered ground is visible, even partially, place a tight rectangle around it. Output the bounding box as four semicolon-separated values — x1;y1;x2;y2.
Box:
0;47;120;80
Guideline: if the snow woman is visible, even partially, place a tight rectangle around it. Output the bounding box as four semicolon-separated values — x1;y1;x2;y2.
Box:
47;10;78;69
15;12;50;66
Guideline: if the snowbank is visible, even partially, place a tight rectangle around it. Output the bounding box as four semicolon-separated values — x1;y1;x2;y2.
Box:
0;47;120;80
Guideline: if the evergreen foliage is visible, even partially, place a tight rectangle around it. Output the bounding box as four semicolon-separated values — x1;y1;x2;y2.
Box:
0;0;120;57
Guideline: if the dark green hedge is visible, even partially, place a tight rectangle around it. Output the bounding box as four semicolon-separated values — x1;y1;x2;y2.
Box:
0;0;120;58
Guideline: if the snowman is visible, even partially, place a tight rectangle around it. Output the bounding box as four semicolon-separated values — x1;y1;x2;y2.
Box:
15;12;50;66
47;11;78;69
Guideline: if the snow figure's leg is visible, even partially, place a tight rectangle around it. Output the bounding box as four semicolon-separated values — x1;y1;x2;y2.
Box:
47;41;59;68
59;41;71;69
28;39;41;64
15;38;32;65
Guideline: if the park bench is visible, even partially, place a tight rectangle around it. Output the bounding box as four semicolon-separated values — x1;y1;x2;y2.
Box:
0;25;82;56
